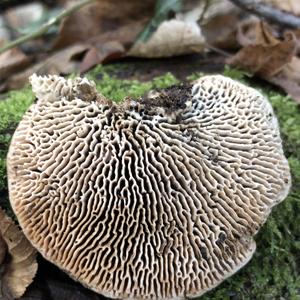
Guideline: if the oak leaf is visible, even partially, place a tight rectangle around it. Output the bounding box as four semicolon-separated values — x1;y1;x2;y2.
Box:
0;208;37;299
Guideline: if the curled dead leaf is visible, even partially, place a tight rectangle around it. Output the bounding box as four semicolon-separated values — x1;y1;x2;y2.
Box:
1;44;90;92
128;19;205;58
228;21;300;102
53;0;154;50
202;14;241;50
80;42;125;73
236;20;278;47
78;19;148;73
0;48;30;81
291;29;300;54
268;56;300;102
227;22;297;77
0;207;37;299
201;0;252;50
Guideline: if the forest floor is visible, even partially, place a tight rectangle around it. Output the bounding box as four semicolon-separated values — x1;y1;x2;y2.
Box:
0;56;299;299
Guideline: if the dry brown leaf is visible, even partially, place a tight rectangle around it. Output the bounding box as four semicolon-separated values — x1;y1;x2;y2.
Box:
89;20;148;50
268;56;300;102
228;21;300;102
202;14;241;50
79;21;147;73
53;0;154;50
0;207;37;299
236;20;279;47
255;22;280;46
80;42;125;73
38;44;91;75
236;19;259;47
200;0;239;21
0;233;6;265
200;0;253;50
281;55;300;82
291;29;300;54
1;44;90;92
0;48;30;81
227;35;296;77
80;47;106;74
10;0;153;80
128;19;205;58
227;22;297;77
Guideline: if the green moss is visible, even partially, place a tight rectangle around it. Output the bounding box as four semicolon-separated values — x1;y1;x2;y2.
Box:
0;65;299;299
269;94;300;160
87;65;179;102
0;87;34;189
90;72;151;102
0;87;34;131
223;65;253;82
186;72;206;81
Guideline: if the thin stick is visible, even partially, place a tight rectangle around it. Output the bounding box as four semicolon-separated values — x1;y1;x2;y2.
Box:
229;0;300;29
199;0;210;23
205;43;232;58
0;0;96;54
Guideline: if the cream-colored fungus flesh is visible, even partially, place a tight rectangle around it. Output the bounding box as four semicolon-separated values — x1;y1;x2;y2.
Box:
7;74;291;299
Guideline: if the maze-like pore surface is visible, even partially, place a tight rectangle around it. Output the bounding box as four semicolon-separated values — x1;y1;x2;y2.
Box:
7;75;291;299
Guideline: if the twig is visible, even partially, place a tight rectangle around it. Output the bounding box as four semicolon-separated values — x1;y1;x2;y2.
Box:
0;0;96;54
199;0;211;24
205;43;232;58
228;0;300;29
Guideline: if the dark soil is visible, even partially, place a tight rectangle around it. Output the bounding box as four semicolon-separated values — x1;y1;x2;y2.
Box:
100;53;225;82
141;84;192;112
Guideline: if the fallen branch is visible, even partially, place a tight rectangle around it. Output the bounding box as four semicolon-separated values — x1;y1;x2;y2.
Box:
0;0;96;54
228;0;300;29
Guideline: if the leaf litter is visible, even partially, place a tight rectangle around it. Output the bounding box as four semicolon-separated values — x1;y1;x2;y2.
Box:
1;0;300;296
0;207;37;299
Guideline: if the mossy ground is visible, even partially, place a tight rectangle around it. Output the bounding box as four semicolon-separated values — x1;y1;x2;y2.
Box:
0;64;299;299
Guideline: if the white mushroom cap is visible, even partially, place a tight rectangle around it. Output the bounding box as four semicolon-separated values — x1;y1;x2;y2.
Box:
7;74;291;299
29;73;99;103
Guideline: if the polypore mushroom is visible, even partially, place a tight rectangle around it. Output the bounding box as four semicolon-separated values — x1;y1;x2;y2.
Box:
7;74;290;299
